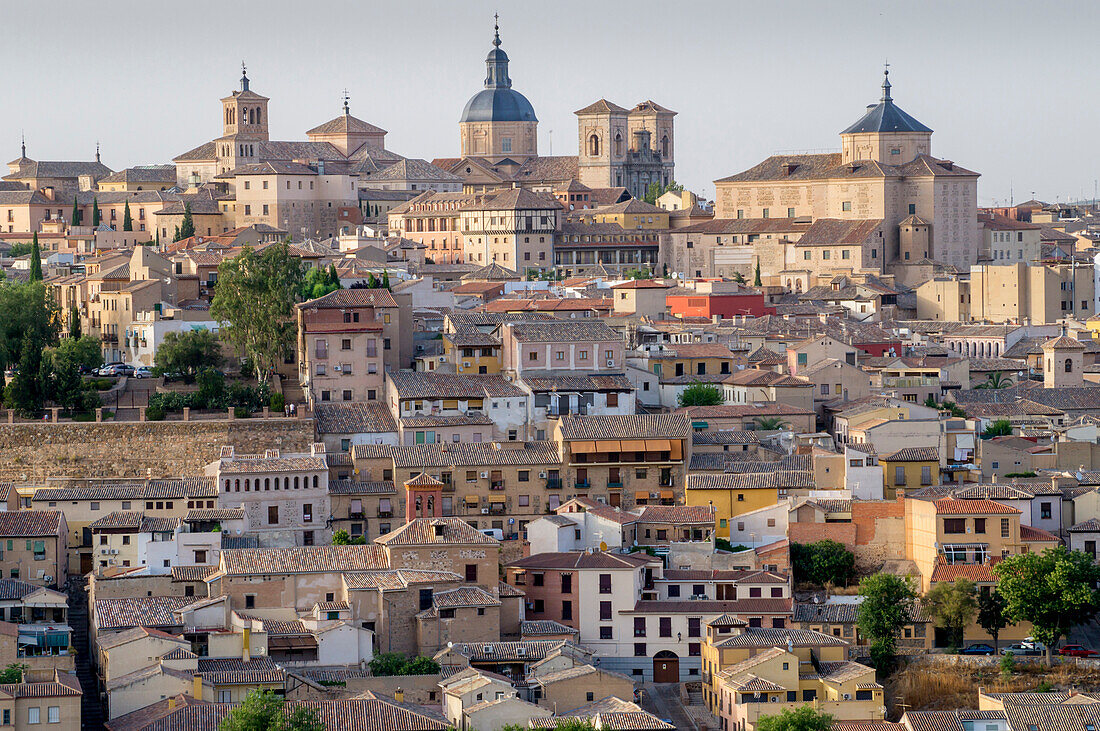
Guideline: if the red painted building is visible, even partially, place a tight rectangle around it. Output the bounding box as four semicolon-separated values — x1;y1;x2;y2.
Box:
666;283;769;320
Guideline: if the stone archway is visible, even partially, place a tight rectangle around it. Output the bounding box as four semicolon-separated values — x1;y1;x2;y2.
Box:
653;650;679;683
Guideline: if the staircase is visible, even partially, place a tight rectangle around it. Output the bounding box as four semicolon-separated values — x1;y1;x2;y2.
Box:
66;577;105;728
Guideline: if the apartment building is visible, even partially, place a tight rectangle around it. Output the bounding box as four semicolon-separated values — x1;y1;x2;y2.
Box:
296;288;402;406
500;321;624;376
0;512;68;588
384;370;530;443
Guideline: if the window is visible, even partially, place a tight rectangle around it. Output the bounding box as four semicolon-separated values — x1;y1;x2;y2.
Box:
943;518;966;534
668;584;681;597
749;587;762;598
561;574;572;593
1001;518;1010;538
659;617;672;637
562;600;573;620
634;642;647;656
245;595;255;609
1041;502;1052;520
600;601;612;620
268;506;279;525
465;564;478;582
303;504;313;523
599;574;612;594
634;617;646;637
894;465;906;485
842;201;852;212
28;707;40;725
921;465;932;485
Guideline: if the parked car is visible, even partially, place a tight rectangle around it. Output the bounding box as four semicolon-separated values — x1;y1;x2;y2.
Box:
1059;645;1099;657
132;366;153;379
1001;643;1042;656
99;363;134;377
97;362;125;376
959;643;996;655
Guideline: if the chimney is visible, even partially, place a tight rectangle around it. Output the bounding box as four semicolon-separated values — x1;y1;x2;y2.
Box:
242;627;251;662
395;687;405;703
168;697;176;710
193;675;202;701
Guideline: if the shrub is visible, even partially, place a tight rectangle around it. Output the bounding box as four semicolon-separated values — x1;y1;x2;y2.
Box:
791;540;856;587
1000;653;1015;680
146;405;166;421
270;392;285;413
234;405;251;419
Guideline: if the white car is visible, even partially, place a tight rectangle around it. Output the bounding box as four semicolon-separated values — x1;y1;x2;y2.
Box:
132;366;153;379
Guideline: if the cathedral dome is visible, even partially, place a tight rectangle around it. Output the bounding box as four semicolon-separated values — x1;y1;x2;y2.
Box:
459;20;537;124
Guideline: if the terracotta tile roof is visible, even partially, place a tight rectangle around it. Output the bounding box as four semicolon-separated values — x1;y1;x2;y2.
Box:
390;441;559;468
507;552;653;570
675;403;813;418
95;596;194;631
933;498;1020;515
559;413;689;440
506;321;619;343
184;509;245;522
520;371;633;392
315;402;398;434
713;627;845;649
521;620;578;636
446;639;581;663
298;287;398;310
399;414;494;428
328;480;396;495
376;517;498;546
637;505;715;524
0;578;54;601
387;371;526;400
1069;518;1100;532
343;569;462;591
0;510;62;537
664;569;787;584
217;455;328;474
220;545;389;576
1020;524;1058;542
315;601;349;612
430;586;500;609
96;625;187;650
171;566;217;583
196;656;285;685
498;581;525;598
559;497;639;525
929;562;997;583
0;674;82;699
691;430;760;445
883;447;940;462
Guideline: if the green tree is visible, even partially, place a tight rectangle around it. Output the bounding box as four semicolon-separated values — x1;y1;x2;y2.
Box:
4;332;45;416
69;306;81;339
154;329;222;380
754;416;787;431
791;540;856;587
366;272;378;289
301;266;341;300
53;336;102;372
0;281;60;393
0;664;26;684
754;259;762;287
642;180;684;205
40;344;84;415
5;242;33;258
756;706;834;731
283;706;325;731
381;269;391;289
210;243;304;384
179;202;195;240
92;197;101;227
993;546;1100;663
857;573;917;672
70;196;80;227
924;578;977;650
332;530;366;546
28;233;42;282
977;589;1011;652
732;271;746;284
217;689;323;731
122;200;133;232
677;382;723;407
976;371;1012;390
368;652;440;676
173;225;181;242
983;419;1013;438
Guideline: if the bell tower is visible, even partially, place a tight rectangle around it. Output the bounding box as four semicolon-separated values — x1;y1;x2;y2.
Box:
220;62;270;142
404;473;445;522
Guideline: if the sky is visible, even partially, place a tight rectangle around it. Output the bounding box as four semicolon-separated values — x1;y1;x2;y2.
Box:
4;0;1099;206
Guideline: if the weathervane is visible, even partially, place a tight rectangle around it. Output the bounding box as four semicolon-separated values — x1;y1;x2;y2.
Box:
342;89;350;115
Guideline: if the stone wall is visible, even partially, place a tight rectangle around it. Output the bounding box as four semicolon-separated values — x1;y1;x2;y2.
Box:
0;418;315;480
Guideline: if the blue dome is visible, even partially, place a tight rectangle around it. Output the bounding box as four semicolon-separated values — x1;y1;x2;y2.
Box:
461;87;538;123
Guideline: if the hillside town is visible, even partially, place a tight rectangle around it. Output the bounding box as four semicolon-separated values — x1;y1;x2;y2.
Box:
3;11;1100;731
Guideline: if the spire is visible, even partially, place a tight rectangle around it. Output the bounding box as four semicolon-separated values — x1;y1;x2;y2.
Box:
342;89;350;115
240;60;249;92
95;141;100;163
493;12;500;47
484;13;511;89
881;61;892;103
20;131;25;159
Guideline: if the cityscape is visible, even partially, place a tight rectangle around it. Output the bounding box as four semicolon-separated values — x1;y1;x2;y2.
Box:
1;3;1100;730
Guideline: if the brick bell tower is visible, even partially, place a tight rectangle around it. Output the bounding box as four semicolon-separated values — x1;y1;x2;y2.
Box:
404;473;445;522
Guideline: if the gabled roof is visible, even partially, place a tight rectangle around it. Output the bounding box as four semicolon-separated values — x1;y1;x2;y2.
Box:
375;517;498;546
306;113;387;137
575;99;629;115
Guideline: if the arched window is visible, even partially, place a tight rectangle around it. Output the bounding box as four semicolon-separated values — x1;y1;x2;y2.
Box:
234;479;240;492
614;133;623;156
265;478;270;491
224;480;230;492
284;477;289;489
248;107;255;125
294;476;300;489
1066;358;1074;373
588;134;600;157
312;475;318;488
255;107;261;125
661;135;670;157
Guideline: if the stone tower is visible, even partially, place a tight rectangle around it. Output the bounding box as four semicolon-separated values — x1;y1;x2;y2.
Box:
217;64;270;174
459;18;538;161
1042;332;1085;388
576;99;630;190
840;68;932;165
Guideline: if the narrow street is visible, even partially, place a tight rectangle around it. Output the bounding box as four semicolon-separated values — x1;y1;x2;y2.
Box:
640;682;697;731
66;578;105;729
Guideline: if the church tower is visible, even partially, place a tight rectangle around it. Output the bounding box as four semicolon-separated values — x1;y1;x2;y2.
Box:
217;64;270;174
840;68;932;165
1043;332;1085;388
459;17;538;161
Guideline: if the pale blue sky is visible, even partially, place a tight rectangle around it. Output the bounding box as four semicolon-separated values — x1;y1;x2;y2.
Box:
4;0;1097;205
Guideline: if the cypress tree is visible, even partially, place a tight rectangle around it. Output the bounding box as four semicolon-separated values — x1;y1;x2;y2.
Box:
366;272;378;289
179;202;195;239
155;229;160;248
92;197;101;227
122;200;133;231
754;259;762;287
173;226;181;242
70;196;80;227
28;232;43;281
70;306;81;339
381;270;390;290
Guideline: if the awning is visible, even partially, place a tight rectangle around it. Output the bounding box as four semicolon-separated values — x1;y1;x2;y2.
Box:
635;491;650;500
620;439;646;452
691;421;709;429
572;441;597;454
268;635;318;650
464;496;480;506
955;433;975;449
489;496;506;504
660;490;674;499
645;439;671;451
669;441;683;460
595;440;622;453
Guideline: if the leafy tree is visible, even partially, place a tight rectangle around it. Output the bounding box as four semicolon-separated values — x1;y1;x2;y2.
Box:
0;281;59;393
217;689;324;731
642;180;683;205
179;202;195;240
381;269;390;289
210;243;304;384
983;419;1013;438
28;233;42;282
857;573;917;672
53;336;102;372
791;540;856;587
924;578;977;649
677;382;723;407
754;416;787;431
92;197;101;227
754;259;762;287
154;329;222;380
366;272;378;289
924;395;967;418
732;271;746;284
332;530;366;546
40;344;84;415
977;589;1011;652
70;196;80;227
69;306;81;339
368;652;440;676
0;664;26;684
122;200;133;232
993;546;1100;663
5;242;33;258
301;266;341;300
4;332;45;416
757;706;834;731
976;371;1011;390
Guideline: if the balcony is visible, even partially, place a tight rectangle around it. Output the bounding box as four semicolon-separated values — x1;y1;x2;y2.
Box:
490;481;505;491
545;478;562;490
574;480;591;490
377;510;392;519
101;332;118;344
882;375;940;388
607;482;623;489
348;511;364;519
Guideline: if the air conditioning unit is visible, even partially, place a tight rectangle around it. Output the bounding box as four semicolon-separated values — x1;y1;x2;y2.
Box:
481;508;490;514
650;492;659;499
42;575;52;584
110;548;119;555
516;648;526;656
480;472;489;479
100;548;110;555
539;472;547;479
463;362;471;368
770;696;780;703
843;693;852;701
438;356;447;363
607;360;615;367
333;365;342;372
